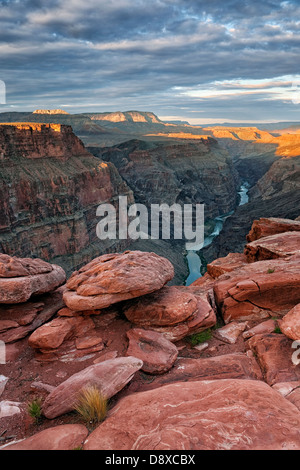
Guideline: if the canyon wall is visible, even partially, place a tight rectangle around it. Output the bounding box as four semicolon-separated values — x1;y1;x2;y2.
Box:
0;114;298;283
89;137;240;221
202;134;300;262
0;123;134;276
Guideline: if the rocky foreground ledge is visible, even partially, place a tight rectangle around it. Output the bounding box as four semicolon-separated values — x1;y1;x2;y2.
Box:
1;217;300;450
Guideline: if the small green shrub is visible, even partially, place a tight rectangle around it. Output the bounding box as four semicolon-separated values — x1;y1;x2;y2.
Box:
74;385;107;424
267;268;275;274
27;398;43;424
273;326;282;334
187;329;212;346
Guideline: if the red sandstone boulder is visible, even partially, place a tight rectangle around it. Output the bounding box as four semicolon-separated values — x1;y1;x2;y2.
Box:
28;316;96;351
0;262;66;304
243;319;277;339
278;304;300;341
284;388;300;411
212;321;248;344
0;320;19;333
246;217;300;242
244;231;300;262
140;352;262;390
83;379;300;450
272;381;300;398
124;286;198;327
42;356;143;419
28;317;77;350
2;424;88;450
126;328;178;374
213;257;300;323
123;286;216;341
0;301;45;328
148;301;216;342
0;289;65;344
0;254;53;278
190;272;215;288
63;251;174;311
246;333;300;385
207;252;248;278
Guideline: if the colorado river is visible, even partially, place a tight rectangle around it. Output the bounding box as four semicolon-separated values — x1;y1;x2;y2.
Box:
184;182;249;286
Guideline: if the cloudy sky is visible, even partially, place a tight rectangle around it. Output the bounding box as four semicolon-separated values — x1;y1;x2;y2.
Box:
0;0;299;123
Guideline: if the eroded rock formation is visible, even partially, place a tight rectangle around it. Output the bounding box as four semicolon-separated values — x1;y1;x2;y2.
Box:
90;138;239;220
1;217;300;451
0;123;134;276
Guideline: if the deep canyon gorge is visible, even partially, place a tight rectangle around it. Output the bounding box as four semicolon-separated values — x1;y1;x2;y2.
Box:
0;110;300;451
0;111;299;285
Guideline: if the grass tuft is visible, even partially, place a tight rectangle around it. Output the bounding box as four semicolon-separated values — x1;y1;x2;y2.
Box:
73;385;107;425
27;398;43;424
187;329;212;346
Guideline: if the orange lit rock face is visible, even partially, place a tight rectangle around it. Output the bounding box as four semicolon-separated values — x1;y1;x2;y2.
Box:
0;123;134;275
144;132;213;140
273;134;300;158
0;123;88;160
33;109;70;115
89;110;162;124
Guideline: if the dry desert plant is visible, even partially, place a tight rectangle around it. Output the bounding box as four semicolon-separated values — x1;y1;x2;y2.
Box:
73;385;107;424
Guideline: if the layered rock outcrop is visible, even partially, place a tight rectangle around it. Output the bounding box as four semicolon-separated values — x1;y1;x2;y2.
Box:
27;251;215;359
123;285;216;341
0;123;134;276
63;250;174;311
42;356;143;419
244;231;300;261
246;217;300;242
2;217;300;451
84;379;300;450
214;257;300;322
0;254;65;304
0;253;66;344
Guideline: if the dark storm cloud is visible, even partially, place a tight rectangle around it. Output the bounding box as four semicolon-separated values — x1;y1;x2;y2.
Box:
0;0;299;121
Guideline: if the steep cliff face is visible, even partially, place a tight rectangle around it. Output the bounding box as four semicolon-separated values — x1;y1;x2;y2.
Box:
90;138;240;220
0;123;134;275
201;127;280;186
0;112;123;148
202;134;300;262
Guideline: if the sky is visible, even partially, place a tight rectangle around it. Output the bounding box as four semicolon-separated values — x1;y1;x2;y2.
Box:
0;0;299;124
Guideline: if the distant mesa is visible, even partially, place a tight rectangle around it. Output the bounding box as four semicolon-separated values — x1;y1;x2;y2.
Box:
87;110;162;124
164;120;191;125
33;109;70;115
